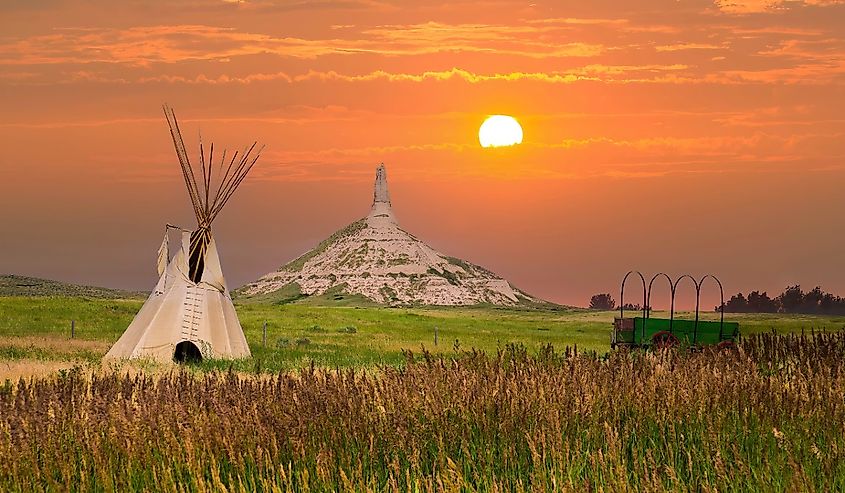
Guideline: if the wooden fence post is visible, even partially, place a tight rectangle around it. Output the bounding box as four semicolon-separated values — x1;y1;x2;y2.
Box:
434;326;438;346
263;321;267;348
71;320;75;339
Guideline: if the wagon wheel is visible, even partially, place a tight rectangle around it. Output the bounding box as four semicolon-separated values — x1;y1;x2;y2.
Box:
716;340;736;351
651;331;679;349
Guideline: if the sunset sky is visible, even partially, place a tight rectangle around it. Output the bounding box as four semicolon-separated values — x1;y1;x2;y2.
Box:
1;0;844;307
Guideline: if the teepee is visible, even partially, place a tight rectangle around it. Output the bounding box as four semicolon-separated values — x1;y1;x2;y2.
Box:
106;105;262;363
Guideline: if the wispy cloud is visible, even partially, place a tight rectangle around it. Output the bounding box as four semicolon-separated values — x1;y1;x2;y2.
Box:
655;43;725;52
718;0;845;13
8;65;703;86
0;22;605;67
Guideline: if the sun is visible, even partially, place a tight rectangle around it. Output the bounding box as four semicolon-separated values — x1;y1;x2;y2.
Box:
479;115;523;148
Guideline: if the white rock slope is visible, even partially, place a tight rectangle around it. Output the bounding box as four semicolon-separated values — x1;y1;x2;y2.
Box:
242;165;545;306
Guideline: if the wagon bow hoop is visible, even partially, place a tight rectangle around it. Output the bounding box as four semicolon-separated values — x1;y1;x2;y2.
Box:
671;274;700;342
646;272;673;337
619;270;647;320
698;274;725;339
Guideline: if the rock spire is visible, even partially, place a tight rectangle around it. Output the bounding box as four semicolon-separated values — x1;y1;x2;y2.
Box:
369;163;395;223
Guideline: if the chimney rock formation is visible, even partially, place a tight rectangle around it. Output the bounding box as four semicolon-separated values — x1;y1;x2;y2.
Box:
242;165;546;306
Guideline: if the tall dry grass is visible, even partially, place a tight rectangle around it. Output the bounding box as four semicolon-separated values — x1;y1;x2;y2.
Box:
1;332;844;492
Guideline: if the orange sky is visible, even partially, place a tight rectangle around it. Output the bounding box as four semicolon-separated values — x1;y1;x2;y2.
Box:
1;0;844;307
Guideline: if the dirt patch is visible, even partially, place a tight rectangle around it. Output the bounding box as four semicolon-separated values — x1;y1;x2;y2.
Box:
0;335;110;353
0;360;84;382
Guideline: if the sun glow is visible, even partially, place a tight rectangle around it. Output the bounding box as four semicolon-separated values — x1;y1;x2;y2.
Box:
479;115;523;148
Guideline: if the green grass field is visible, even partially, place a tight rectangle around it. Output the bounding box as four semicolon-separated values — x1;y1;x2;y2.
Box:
1;294;844;377
2;293;845;490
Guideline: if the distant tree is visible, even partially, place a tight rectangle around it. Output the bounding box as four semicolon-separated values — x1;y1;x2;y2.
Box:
747;291;779;313
721;293;749;313
820;292;840;314
778;285;804;313
802;286;824;314
589;293;616;310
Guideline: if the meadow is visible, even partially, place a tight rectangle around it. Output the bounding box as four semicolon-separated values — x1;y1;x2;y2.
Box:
1;332;844;491
1;294;844;377
2;295;845;490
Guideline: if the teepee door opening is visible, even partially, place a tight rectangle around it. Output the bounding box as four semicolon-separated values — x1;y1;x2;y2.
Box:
174;341;202;363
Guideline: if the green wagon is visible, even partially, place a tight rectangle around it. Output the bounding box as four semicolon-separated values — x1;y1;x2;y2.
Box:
610;271;740;350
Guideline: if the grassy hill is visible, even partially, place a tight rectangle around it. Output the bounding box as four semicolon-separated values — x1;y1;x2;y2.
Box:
0;274;145;299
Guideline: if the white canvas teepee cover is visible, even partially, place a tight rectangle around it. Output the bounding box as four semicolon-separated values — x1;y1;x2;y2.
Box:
106;228;250;362
106;105;259;363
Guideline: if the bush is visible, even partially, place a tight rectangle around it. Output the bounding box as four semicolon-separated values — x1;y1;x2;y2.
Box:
275;338;290;349
589;293;616;310
306;325;326;333
338;326;357;334
295;337;311;346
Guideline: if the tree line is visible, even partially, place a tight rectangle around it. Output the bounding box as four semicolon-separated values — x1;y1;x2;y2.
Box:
590;285;845;315
720;285;845;315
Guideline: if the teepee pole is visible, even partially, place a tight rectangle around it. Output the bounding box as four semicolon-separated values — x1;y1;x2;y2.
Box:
163;105;204;223
210;149;239;211
205;143;214;221
209;146;249;217
209;144;259;221
199;137;208;224
163;105;262;228
209;149;262;223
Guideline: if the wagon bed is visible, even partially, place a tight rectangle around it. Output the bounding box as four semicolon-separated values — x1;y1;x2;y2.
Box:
612;316;739;349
